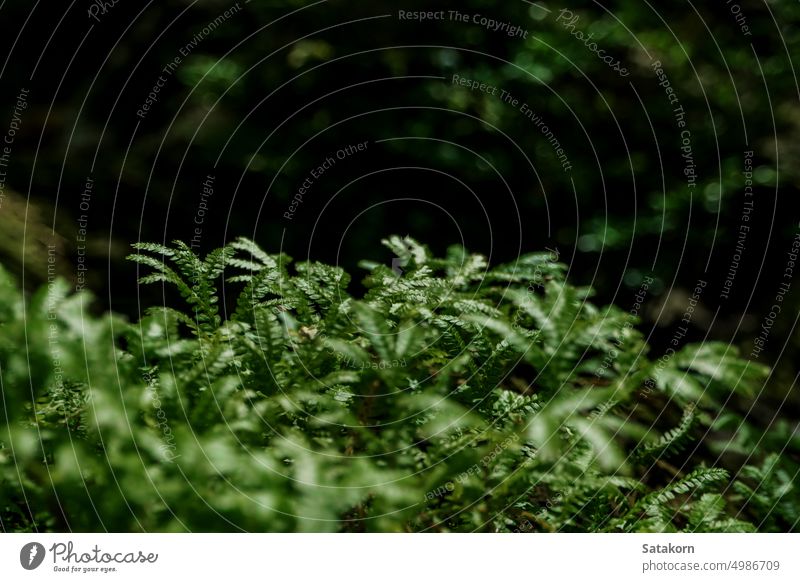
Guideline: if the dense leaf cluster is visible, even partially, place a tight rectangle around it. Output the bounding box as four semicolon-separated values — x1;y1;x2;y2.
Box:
1;237;797;531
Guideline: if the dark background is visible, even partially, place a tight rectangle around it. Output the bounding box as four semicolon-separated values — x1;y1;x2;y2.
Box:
1;0;798;411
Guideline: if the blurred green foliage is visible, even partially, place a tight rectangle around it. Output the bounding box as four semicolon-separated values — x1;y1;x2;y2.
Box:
2;237;797;532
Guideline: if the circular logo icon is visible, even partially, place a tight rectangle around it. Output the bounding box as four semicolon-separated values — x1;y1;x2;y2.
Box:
20;542;46;570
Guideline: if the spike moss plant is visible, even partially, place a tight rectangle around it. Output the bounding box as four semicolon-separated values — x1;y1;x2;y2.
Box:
1;236;797;532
